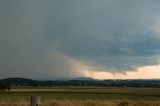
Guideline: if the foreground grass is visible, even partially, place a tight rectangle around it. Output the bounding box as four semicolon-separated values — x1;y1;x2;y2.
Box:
0;100;160;106
0;87;160;106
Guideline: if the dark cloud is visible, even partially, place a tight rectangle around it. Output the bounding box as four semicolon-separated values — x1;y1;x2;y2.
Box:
48;0;160;72
0;0;160;79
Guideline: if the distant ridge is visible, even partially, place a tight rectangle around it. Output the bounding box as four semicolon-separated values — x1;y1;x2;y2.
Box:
0;77;40;86
56;77;96;81
0;77;36;81
0;77;160;87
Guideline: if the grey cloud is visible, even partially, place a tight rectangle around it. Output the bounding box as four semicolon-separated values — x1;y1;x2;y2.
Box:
47;0;160;72
0;0;81;79
1;0;160;79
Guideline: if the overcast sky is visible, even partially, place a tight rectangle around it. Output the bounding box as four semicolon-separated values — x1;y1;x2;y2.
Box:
1;0;160;79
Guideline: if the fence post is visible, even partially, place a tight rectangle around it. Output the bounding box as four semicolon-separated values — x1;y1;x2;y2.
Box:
30;96;41;106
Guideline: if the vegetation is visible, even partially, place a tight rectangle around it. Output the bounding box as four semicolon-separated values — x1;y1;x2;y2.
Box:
0;78;160;88
0;78;160;105
0;83;10;91
0;87;160;105
0;100;160;106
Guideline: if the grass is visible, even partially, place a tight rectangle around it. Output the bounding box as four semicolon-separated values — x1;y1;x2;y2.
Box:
0;100;160;106
0;87;160;106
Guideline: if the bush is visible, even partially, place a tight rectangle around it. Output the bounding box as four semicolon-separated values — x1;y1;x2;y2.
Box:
0;83;10;91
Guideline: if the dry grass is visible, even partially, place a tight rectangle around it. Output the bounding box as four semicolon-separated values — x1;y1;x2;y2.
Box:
1;87;160;106
0;100;160;106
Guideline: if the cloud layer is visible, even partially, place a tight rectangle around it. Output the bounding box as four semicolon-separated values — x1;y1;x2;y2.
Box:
0;0;160;79
48;0;160;71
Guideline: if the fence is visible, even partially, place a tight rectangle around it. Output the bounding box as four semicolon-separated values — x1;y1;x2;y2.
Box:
30;96;41;106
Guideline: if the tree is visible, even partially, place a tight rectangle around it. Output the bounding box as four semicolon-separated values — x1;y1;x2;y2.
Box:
0;83;11;91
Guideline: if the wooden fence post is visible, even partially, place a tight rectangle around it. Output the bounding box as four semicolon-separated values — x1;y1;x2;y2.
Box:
30;96;41;106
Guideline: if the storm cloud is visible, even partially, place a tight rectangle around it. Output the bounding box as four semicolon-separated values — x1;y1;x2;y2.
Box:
1;0;160;79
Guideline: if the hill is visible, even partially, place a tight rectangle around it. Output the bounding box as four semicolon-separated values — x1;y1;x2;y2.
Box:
0;77;40;86
0;77;160;87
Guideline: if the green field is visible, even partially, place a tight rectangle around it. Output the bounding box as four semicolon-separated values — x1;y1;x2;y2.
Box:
0;87;160;106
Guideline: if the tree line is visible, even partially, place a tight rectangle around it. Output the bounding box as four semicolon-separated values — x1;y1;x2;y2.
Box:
0;78;160;91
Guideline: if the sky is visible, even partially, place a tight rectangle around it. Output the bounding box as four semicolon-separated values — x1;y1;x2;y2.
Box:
1;0;160;80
